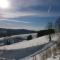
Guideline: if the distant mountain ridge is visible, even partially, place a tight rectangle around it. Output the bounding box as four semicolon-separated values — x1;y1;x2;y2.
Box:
0;28;37;37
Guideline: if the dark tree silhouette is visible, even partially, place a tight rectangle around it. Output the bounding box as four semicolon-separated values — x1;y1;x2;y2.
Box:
55;17;60;32
46;22;54;42
27;35;32;40
37;29;55;38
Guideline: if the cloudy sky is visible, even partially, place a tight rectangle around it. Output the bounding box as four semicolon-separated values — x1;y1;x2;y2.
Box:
0;0;60;30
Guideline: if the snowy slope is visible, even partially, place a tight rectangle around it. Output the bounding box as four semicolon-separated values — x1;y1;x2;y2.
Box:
0;34;59;60
47;55;60;60
0;33;59;50
0;35;49;50
0;36;49;60
21;56;60;60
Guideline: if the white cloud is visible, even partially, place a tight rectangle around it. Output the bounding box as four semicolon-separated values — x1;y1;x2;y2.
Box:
0;10;60;19
10;0;60;8
9;2;59;19
1;19;30;24
0;21;43;31
0;19;45;30
0;10;37;18
0;0;59;19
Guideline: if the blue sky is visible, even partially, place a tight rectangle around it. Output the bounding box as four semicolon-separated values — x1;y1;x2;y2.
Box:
0;0;60;30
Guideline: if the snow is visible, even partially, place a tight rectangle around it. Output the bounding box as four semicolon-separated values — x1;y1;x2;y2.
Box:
47;56;60;60
0;35;50;60
0;34;59;50
20;55;60;60
20;56;33;60
0;34;59;60
0;35;49;50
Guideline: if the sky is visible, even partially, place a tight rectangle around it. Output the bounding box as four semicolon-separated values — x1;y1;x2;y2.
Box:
0;0;60;30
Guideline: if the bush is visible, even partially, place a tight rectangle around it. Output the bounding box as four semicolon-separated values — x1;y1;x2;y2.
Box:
27;35;32;40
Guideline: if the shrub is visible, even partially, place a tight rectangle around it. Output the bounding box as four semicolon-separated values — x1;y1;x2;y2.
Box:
27;35;32;40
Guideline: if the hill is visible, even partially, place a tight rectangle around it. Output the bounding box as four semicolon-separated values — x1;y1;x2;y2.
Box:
0;28;37;37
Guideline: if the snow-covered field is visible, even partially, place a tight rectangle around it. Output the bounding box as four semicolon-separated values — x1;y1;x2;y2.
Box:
0;33;59;60
0;35;49;50
0;35;49;60
0;33;37;45
47;55;60;60
0;33;37;40
20;55;60;60
0;33;59;50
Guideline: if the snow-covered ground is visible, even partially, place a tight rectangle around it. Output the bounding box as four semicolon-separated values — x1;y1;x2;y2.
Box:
0;33;37;41
0;33;59;60
0;33;59;50
47;57;59;60
0;36;49;60
47;55;60;60
0;33;37;45
0;35;49;50
20;55;60;60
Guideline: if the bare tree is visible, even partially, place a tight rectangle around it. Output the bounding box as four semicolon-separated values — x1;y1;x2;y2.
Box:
46;22;54;42
55;17;60;33
55;17;60;44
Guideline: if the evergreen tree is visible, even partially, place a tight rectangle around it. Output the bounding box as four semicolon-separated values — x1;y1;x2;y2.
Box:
27;35;32;40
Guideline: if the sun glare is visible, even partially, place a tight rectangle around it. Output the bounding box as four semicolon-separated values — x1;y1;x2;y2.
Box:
0;0;10;9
